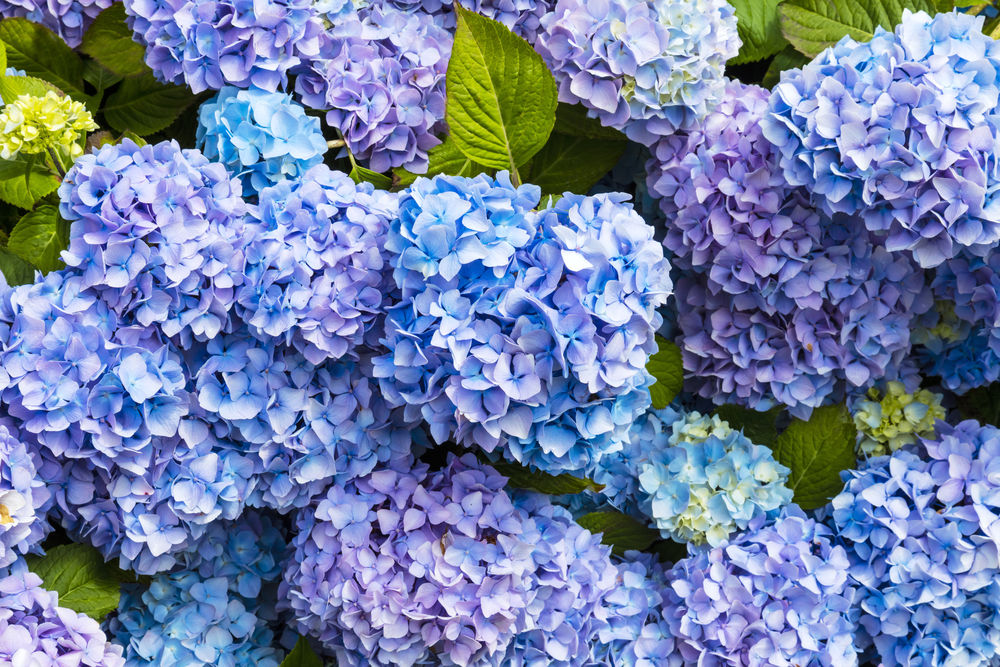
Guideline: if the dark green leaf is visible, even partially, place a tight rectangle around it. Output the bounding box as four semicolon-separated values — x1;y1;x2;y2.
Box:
279;637;324;667
0;247;35;285
577;511;660;555
647;336;684;410
393;135;489;189
0;18;86;100
490;460;603;494
0;155;60;209
779;0;938;58
770;404;856;510
959;383;1000;428
81;4;149;77
552;103;626;140
82;60;122;93
350;165;392;189
714;404;781;447
521;133;625;196
729;0;788;65
762;46;811;88
446;4;557;170
7;204;69;273
25;543;130;620
102;72;196;136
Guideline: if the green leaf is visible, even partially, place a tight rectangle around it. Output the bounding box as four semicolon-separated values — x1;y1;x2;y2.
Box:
647;336;684;410
770;404;856;510
82;60;123;93
25;543;130;620
393;135;489;189
552;103;625;140
350;165;392;190
80;4;149;77
0;247;35;285
7;204;69;273
490;460;603;494
0;73;59;103
714;404;781;447
0;18;85;100
576;511;660;556
521;133;625;196
779;0;938;58
279;637;323;667
102;72;196;136
959;382;1000;428
0;37;7;72
762;46;811;89
729;0;788;65
445;4;557;171
0;155;60;209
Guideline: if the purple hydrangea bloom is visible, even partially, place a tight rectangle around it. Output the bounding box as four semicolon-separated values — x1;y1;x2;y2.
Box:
535;0;739;144
109;512;285;667
59;139;248;346
376;173;671;476
669;507;858;666
237;165;397;363
122;0;325;93
294;4;451;173
649;81;931;416
0;0;113;47
0;560;125;665
197;86;327;197
762;10;1000;268
372;0;554;43
830;420;1000;666
0;422;48;568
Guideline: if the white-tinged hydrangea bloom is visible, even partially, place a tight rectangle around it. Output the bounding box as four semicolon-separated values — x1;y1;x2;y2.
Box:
851;381;945;457
535;0;740;144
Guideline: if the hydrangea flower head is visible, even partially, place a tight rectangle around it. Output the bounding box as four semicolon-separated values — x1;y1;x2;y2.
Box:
237;165;397;363
0;423;47;568
669;507;858;666
0;0;113;47
535;0;739;144
123;0;324;93
59;139;247;344
763;10;1000;267
372;0;554;42
294;4;451;172
197;86;327;196
851;381;945;457
637;410;792;546
830;420;1000;666
0;561;125;665
0;91;97;160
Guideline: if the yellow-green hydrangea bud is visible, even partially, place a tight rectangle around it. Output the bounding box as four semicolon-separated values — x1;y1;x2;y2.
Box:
852;381;946;457
0;91;97;160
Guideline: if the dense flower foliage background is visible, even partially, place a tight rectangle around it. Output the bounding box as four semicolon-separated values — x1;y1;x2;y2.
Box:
0;0;999;665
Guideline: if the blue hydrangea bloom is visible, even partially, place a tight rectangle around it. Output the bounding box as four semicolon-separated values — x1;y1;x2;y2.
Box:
0;0;112;47
123;0;325;93
237;165;397;363
59;139;248;346
0;560;125;665
763;10;1000;268
294;4;451;172
197;86;327;196
648;80;931;415
830;420;1000;667
669;507;859;666
535;0;740;144
0;421;47;568
376;173;672;476
109;512;285;667
373;0;554;42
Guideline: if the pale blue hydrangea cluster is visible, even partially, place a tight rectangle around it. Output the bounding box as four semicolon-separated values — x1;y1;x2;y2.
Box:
669;508;858;666
196;86;327;197
0;0;113;47
375;173;672;477
535;0;740;144
763;10;1000;268
0;560;125;665
294;4;452;172
0;421;47;568
109;512;285;667
830;420;1000;667
648;79;931;416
